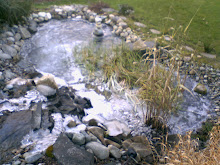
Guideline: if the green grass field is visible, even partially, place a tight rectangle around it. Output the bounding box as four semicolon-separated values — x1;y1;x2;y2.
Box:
34;0;220;67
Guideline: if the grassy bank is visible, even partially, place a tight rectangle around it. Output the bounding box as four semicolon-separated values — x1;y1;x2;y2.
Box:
34;0;220;67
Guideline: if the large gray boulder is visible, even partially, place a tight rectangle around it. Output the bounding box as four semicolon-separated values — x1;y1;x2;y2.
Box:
0;111;33;164
53;133;94;165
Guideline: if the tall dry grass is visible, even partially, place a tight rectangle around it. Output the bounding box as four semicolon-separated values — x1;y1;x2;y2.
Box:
74;43;189;125
162;126;220;165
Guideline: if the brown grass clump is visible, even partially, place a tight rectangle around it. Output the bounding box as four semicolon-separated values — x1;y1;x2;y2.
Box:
163;126;220;165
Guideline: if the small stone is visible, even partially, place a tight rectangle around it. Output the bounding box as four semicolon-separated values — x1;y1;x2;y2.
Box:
67;120;77;128
108;145;121;159
118;22;128;29
134;22;146;28
183;56;191;62
189;69;196;75
194;83;207;95
150;29;161;34
200;67;206;71
72;133;85;145
12;160;21;165
7;37;15;44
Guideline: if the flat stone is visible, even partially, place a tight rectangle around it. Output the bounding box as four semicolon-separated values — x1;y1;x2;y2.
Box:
23;152;43;164
85;142;109;160
2;44;17;57
183;46;194;52
53;133;94;165
130;142;152;158
104;120;131;136
134;22;146;28
200;52;216;59
19;27;31;39
150;29;161;34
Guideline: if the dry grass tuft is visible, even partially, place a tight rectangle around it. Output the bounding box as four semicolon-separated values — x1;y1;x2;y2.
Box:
163;126;220;165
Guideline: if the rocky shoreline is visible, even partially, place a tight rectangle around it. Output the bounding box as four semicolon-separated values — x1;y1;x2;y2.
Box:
0;4;219;165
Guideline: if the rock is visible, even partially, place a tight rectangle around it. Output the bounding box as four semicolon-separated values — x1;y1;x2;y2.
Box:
85;142;109;160
5;31;14;37
12;160;21;165
150;29;161;34
104;120;131;136
38;12;47;17
189;69;196;75
104;139;121;149
36;74;58;96
36;74;58;89
134;22;146;28
19;27;31;39
183;56;191;62
0;111;33;164
133;39;147;51
130;142;152;158
2;44;17;57
183;46;194;52
87;126;105;145
200;52;216;59
53;133;94;165
7;37;15;44
118;22;128;29
72;132;86;145
67;120;77;128
93;28;104;36
3;69;17;80
31;101;42;130
0;52;12;60
14;33;21;41
108;145;121;159
37;85;56;96
194;83;207;95
89;15;95;22
122;136;152;158
23;152;43;164
28;20;37;34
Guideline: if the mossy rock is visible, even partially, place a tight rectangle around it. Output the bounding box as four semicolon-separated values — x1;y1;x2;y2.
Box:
45;145;54;158
194;83;207;95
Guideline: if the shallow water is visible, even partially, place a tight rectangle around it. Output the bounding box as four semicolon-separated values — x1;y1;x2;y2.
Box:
0;18;214;155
